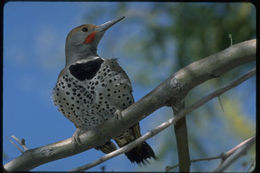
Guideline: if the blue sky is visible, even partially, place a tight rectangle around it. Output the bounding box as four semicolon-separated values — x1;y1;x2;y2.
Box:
3;2;255;172
3;2;170;171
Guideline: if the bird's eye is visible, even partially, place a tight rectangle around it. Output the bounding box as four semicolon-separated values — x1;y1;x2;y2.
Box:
82;27;88;32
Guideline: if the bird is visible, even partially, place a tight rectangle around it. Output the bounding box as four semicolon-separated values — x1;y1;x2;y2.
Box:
52;16;156;164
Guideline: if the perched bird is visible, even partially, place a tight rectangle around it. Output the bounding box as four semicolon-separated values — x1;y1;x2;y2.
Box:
52;16;156;164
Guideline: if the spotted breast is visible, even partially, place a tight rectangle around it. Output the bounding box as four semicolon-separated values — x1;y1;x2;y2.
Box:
53;57;134;130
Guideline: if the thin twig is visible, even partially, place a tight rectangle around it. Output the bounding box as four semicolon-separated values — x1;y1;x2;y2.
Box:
223;136;255;160
9;136;29;153
11;135;29;151
246;159;255;173
217;96;225;112
165;155;222;172
9;138;24;153
165;136;255;172
179;68;256;119
213;136;255;172
229;33;233;46
70;68;256;171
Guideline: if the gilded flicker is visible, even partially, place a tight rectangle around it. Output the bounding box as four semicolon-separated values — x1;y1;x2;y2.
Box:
52;16;156;164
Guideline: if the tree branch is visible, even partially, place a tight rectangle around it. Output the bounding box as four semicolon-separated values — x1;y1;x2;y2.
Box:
172;102;190;172
166;155;223;172
165;136;255;172
213;136;255;172
4;39;256;171
9;136;24;154
70;68;255;171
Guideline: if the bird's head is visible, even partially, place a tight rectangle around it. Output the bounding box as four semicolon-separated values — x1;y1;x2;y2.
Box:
65;16;125;66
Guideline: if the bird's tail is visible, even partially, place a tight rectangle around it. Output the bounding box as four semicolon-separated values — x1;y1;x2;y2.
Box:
95;140;117;154
114;123;156;164
125;141;156;164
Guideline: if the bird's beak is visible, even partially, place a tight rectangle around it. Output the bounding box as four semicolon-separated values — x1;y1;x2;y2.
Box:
84;16;125;44
96;16;125;33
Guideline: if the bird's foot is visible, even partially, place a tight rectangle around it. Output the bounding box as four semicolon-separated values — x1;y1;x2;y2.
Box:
72;128;84;148
114;109;123;120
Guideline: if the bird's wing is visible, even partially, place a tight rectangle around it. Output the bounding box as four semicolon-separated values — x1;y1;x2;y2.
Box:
104;58;133;92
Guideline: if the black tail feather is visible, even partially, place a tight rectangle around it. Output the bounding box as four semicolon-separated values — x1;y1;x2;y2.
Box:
125;142;156;164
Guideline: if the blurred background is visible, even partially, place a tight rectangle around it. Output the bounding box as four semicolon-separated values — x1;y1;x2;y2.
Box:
3;2;256;171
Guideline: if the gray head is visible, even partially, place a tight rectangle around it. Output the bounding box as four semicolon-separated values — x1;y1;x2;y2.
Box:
65;16;125;66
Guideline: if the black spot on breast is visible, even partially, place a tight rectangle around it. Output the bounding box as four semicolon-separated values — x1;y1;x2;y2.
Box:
69;58;104;81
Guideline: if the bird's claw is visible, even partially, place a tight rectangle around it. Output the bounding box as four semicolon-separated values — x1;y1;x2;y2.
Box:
114;109;123;120
71;128;83;148
72;134;81;146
